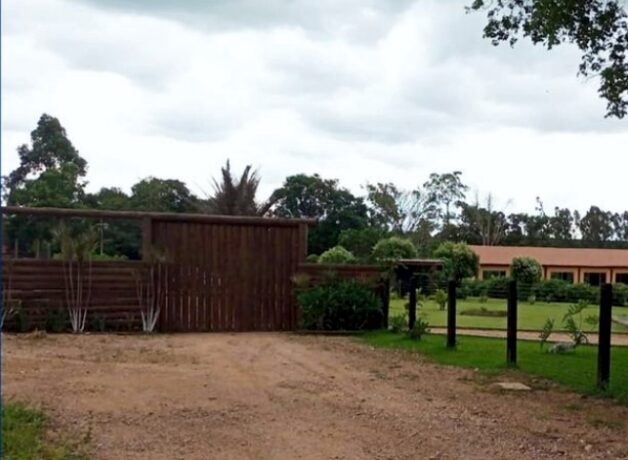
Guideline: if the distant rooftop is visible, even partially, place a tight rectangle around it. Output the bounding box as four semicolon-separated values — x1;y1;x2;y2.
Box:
470;245;628;268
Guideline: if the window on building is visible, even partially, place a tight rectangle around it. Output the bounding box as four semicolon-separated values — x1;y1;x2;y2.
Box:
583;272;607;286
483;270;507;280
550;272;575;284
616;273;628;285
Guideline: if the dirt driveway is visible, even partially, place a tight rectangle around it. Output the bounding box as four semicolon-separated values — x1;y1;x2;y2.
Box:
3;332;628;460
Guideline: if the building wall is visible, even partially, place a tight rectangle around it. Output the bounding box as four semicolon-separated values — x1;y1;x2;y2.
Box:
546;267;578;283
479;265;510;280
477;264;627;285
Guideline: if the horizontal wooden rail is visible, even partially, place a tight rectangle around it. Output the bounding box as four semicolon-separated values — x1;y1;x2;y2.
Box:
1;206;316;227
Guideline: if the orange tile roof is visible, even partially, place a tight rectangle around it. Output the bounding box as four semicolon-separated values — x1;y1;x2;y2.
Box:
470;245;628;268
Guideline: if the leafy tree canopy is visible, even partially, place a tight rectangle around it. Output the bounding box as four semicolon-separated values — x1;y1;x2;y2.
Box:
131;177;198;213
470;0;628;118
434;241;480;281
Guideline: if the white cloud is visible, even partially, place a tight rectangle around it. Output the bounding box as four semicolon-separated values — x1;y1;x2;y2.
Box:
2;0;626;215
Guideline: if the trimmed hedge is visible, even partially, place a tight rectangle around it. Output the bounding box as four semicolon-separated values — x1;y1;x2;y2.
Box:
461;278;627;306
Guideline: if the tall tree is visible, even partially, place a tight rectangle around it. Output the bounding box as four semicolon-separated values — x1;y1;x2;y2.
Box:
269;174;369;254
459;193;509;245
365;182;435;233
205;160;271;216
470;0;628;118
423;171;468;232
3;114;88;255
577;205;615;241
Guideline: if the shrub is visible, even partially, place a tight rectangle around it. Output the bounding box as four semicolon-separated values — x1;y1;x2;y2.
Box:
372;237;417;262
305;254;319;263
318;246;356;264
537;279;570;302
433;242;479;281
389;313;407;333
433;289;448;311
297;279;382;330
408;318;430;340
510;257;542;285
613;283;628;306
45;308;68;333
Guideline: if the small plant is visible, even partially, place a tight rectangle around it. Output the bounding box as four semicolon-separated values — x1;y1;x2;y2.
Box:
389;313;407;333
563;299;596;347
408;318;430;341
539;318;555;349
528;294;537;305
91;314;106;332
479;293;488;304
433;289;448;311
318;246;356;264
14;306;31;333
45;308;68;333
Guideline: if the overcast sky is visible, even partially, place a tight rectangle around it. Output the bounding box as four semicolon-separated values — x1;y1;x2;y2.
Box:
2;0;627;214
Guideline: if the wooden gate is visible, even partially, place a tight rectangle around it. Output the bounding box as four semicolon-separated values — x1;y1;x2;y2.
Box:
150;218;308;332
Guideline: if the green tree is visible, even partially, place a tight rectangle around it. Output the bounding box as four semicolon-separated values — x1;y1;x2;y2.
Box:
423;171;468;232
470;0;628;118
372;236;418;262
510;256;543;285
4;114;88;255
318;246;356;264
131;177;198;213
365;182;435;233
434;242;479;281
338;227;386;261
577;206;615;242
85;188;140;259
205;160;271;215
269;174;369;254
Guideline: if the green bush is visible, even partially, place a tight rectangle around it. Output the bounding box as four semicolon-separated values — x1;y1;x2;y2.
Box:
372;237;417;262
536;278;570;302
338;228;386;261
408;318;430;340
613;283;628;306
297;279;382;330
433;289;448;311
318;246;356;264
433;242;479;281
510;257;542;285
45;308;68;333
305;254;319;263
389;313;407;333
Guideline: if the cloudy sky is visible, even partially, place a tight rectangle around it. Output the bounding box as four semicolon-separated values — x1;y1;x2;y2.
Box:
2;0;626;213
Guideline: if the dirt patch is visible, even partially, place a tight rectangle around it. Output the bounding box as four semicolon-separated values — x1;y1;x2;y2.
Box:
3;332;628;459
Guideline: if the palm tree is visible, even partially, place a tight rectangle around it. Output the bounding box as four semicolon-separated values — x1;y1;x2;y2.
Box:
204;160;273;216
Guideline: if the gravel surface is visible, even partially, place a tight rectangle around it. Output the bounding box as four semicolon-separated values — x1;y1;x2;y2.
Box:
3;332;628;459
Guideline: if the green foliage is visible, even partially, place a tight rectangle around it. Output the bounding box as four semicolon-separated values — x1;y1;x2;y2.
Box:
338;227;386;261
371;236;417;262
613;283;628;306
510;257;543;285
433;242;479;281
318;246;356;264
470;0;628;119
305;254;320;263
389;313;407;333
91;314;106;332
14;307;31;333
539;318;555;349
297;279;382;330
269;173;369;255
433;289;448;311
131;177;198;213
408;318;430;341
45;308;68;333
562;300;597;347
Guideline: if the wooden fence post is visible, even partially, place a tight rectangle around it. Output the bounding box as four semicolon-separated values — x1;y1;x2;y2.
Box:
381;276;390;329
597;283;613;391
408;275;417;330
142;217;153;261
447;279;457;348
507;280;518;366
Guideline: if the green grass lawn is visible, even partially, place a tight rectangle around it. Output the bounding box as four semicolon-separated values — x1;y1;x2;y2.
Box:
2;401;88;460
390;297;628;332
362;331;628;402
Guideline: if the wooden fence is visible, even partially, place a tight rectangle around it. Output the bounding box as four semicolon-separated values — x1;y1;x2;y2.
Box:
3;259;147;330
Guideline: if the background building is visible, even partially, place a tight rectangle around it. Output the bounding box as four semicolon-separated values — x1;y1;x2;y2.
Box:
470;245;628;286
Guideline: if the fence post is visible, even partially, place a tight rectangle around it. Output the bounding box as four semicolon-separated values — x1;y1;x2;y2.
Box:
507;280;518;366
597;283;613;391
408;275;417;330
381;276;390;329
447;279;457;348
142;217;153;261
